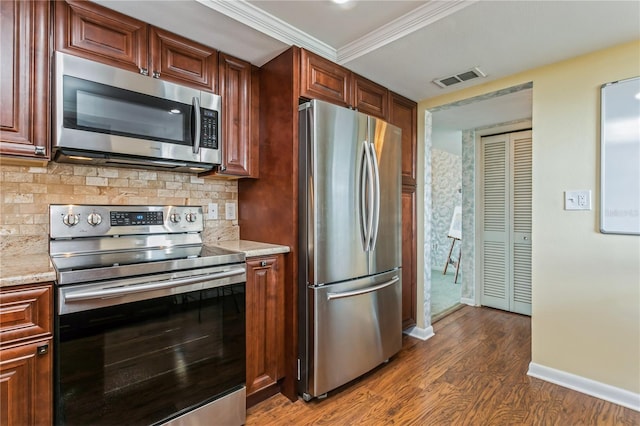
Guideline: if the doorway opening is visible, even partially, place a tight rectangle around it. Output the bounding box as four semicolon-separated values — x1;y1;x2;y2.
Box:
426;82;533;325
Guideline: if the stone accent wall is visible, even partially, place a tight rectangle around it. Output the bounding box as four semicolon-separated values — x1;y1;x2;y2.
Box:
0;163;238;255
431;148;462;269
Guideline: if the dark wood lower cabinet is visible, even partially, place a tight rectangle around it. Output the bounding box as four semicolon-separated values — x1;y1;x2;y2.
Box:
246;254;285;406
0;339;52;426
0;282;53;426
402;186;417;329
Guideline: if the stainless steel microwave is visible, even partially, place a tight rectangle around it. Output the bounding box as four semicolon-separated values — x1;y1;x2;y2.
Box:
54;52;221;172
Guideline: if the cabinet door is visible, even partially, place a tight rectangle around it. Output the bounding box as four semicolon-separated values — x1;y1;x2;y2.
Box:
300;49;351;107
55;0;148;73
149;27;217;92
0;339;53;426
401;186;417;329
0;0;50;161
389;92;417;186
217;53;258;177
353;75;388;120
0;284;52;347
246;255;284;396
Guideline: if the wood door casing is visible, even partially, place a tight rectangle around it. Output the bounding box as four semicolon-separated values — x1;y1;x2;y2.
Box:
0;0;50;160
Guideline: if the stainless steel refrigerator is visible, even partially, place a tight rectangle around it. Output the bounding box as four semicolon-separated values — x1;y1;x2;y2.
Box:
297;99;402;401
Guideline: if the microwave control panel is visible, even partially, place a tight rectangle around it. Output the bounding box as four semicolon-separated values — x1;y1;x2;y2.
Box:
200;108;218;149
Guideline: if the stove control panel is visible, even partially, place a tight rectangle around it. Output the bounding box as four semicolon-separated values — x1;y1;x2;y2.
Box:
50;205;204;239
111;211;164;227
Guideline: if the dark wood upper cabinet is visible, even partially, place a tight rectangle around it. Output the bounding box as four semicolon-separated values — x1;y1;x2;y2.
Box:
353;74;389;120
0;0;50;161
300;48;389;120
56;1;217;92
149;27;217;92
389;92;417;186
300;49;351;107
55;0;148;74
216;53;258;177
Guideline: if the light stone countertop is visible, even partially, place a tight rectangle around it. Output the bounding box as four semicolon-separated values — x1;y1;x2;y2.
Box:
0;253;56;288
0;240;289;289
214;240;290;258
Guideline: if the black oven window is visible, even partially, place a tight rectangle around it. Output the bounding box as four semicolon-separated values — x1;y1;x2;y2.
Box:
56;284;245;426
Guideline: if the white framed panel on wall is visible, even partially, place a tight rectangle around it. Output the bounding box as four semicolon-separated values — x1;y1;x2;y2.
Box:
600;76;640;235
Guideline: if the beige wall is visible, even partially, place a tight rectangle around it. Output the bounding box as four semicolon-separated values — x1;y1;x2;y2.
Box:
0;163;239;255
418;40;640;393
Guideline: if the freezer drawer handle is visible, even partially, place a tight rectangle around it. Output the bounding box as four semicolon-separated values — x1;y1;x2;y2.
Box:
64;267;245;302
326;276;399;300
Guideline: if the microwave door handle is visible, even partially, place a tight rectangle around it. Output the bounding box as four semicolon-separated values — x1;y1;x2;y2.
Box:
192;97;201;154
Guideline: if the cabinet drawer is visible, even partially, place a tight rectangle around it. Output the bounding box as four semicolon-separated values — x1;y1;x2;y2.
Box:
0;284;52;346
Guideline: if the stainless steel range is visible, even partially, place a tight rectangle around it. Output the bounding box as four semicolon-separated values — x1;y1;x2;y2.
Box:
49;204;246;426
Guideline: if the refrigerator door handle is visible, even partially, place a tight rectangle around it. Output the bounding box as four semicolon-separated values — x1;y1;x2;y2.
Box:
326;276;399;300
361;140;375;251
360;141;369;250
368;141;381;250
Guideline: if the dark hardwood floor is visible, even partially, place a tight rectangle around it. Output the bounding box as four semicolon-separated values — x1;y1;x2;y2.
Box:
246;306;639;425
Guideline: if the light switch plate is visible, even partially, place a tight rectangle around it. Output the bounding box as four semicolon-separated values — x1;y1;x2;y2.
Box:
225;202;236;220
565;190;592;210
207;203;218;220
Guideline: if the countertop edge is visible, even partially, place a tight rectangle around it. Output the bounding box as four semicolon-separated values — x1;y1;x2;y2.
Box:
214;240;291;258
1;240;291;288
0;253;56;289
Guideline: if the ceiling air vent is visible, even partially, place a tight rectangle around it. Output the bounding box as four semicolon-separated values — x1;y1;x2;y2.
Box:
433;67;486;88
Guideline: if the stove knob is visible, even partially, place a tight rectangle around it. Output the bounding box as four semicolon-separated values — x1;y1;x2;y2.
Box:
169;213;181;223
186;213;198;223
87;213;102;226
63;213;80;227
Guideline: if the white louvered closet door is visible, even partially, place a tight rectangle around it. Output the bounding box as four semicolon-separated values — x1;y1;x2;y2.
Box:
480;130;532;315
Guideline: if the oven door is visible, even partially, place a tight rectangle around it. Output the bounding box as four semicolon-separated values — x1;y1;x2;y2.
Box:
55;270;246;426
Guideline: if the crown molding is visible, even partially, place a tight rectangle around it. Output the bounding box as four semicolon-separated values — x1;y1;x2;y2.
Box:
196;0;337;60
196;0;476;66
337;0;477;64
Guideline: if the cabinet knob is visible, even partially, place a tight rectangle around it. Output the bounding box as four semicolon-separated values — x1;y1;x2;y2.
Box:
260;260;267;267
37;344;48;355
140;68;149;76
152;71;161;79
34;146;46;156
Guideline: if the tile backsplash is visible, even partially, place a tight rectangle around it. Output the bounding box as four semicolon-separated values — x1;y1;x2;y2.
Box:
0;163;239;255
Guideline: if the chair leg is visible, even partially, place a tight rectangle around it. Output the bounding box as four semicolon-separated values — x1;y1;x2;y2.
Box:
443;238;455;275
454;248;461;284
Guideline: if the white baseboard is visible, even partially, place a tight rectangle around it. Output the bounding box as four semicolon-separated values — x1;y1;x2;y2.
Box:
403;325;435;341
528;362;640;412
461;297;476;306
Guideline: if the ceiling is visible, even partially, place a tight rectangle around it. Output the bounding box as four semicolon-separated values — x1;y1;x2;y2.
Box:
95;0;639;136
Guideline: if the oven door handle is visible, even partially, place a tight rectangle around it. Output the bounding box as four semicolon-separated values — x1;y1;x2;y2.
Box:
64;267;245;302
